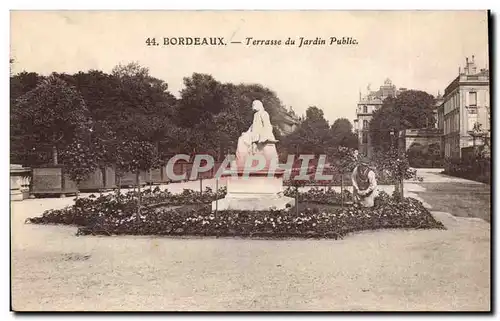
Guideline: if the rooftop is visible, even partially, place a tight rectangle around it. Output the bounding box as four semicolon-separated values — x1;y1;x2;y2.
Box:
444;55;489;96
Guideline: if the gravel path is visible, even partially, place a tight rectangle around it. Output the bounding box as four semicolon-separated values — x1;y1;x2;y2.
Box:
11;182;490;311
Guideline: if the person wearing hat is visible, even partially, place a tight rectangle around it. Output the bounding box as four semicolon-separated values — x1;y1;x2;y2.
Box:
351;156;378;208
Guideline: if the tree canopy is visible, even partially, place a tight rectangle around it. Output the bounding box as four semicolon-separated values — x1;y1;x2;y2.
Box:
329;118;358;149
369;90;435;151
12;75;90;164
10;63;358;171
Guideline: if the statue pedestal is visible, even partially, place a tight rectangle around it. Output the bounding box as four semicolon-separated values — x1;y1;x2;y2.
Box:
212;168;295;212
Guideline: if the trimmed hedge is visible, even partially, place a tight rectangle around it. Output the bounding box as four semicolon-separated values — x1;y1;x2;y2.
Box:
443;157;490;184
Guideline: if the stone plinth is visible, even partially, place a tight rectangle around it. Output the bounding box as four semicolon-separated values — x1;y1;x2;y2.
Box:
10;165;27;201
10;175;23;201
212;168;295;211
236;142;278;169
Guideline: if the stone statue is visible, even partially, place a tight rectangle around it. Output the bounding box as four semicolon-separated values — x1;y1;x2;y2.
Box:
351;156;378;208
213;100;295;211
236;100;278;167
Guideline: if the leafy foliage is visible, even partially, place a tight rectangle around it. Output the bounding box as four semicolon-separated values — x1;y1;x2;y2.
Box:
116;140;161;175
12;75;91;164
407;143;443;168
329;118;358;149
283;186;353;204
370;90;436;152
60;138;99;184
372;146;416;183
444;155;490;184
282;106;330;155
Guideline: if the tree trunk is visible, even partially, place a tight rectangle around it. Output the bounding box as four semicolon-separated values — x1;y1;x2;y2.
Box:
136;171;142;221
394;181;400;197
99;167;105;197
295;185;299;216
52;145;58;165
215;178;219;219
116;175;122;198
399;179;404;200
75;182;80;200
340;174;344;208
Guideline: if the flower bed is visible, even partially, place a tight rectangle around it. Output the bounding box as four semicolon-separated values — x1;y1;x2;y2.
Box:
283;186;353;204
142;186;227;206
282;167;422;186
26;187;445;239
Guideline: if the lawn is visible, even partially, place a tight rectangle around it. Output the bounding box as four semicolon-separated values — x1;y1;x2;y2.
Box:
414;183;491;222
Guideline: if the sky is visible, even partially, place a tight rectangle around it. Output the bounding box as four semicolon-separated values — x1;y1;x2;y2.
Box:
10;10;489;123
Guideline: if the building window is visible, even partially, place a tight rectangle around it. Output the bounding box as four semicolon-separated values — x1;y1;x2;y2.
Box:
469;92;477;106
363;105;368;113
363;120;368;129
362;133;368;144
468;107;478;114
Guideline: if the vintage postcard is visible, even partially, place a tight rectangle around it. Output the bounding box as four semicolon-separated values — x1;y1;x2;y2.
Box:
10;10;491;312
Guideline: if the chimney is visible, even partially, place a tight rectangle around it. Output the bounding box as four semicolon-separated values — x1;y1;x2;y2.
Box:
470;55;477;74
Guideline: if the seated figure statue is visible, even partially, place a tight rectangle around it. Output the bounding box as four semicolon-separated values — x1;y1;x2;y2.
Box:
236;100;278;167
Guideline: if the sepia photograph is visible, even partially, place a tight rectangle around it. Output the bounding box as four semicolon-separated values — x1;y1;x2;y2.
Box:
9;10;491;311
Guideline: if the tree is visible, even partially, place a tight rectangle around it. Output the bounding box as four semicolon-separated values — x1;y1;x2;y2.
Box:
60;136;99;198
373;146;416;200
10;71;44;103
10;72;46;165
12;75;90;165
370;90;435;152
176;73;224;127
328;146;357;207
329;118;358;149
282;106;330;156
111;62;177;142
116;140;161;219
70;70;122;122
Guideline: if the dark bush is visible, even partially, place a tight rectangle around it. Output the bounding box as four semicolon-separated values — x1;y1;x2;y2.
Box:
443;156;490;184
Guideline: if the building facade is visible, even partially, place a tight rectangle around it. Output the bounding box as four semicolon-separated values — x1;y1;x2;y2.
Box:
400;128;443;152
276;106;300;136
354;78;401;157
440;56;490;158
